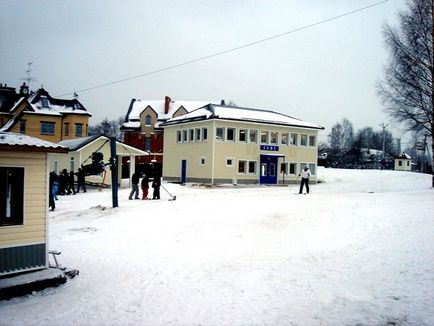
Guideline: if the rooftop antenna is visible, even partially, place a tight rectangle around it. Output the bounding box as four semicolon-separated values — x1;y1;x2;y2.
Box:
21;62;37;89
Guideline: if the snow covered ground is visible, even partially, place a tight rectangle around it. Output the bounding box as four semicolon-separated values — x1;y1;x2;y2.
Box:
1;168;433;326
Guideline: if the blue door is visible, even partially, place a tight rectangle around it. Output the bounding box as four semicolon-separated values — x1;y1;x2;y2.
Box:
260;155;278;184
181;160;187;183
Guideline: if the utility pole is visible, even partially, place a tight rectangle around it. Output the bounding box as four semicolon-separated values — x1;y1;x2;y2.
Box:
110;137;118;208
380;123;387;169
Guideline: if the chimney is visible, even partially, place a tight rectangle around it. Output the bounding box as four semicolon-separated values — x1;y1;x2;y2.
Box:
164;96;171;114
221;99;225;106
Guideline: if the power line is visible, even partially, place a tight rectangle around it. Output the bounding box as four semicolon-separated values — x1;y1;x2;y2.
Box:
57;0;389;97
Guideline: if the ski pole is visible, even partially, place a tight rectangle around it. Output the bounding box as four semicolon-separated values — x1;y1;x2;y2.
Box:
161;184;176;201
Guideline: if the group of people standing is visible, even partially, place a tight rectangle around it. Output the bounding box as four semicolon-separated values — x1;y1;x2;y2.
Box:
129;172;161;200
49;168;87;211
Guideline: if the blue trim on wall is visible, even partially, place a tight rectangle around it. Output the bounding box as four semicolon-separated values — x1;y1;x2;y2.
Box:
0;243;46;274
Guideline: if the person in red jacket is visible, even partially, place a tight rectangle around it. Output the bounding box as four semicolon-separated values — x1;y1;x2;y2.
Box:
141;174;150;200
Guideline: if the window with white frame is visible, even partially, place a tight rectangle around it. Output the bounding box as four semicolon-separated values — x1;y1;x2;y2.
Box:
309;135;316;147
176;130;182;143
281;132;289;145
289;162;297;175
182;130;188;142
270;131;278;145
195;128;201;141
239;129;247;142
189;129;194;142
216;127;225;140
290;133;298;146
309;163;316;175
227;127;236;142
300;134;308;146
202;127;208;141
248;161;257;174
200;157;206;165
0;167;24;226
226;158;234;167
238;160;247;173
260;130;268;144
249;129;258;143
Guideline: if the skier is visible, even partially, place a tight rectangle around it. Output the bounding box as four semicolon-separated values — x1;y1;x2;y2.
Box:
298;166;311;194
152;175;161;200
129;171;140;200
141;174;150;200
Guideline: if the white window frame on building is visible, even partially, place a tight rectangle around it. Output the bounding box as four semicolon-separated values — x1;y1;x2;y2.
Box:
260;130;268;144
227;127;236;142
300;134;308;147
249;129;258;143
239;129;247;143
0;166;24;227
309;135;316;147
290;133;298;146
216;127;225;141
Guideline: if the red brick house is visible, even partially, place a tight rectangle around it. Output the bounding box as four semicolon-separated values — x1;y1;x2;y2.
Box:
120;96;218;176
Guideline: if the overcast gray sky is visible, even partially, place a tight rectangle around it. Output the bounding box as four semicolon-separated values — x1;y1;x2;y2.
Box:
0;0;408;144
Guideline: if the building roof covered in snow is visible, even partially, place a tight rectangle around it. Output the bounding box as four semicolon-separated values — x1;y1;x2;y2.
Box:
58;134;149;156
0;131;68;152
160;104;324;130
27;88;91;117
121;96;220;130
395;152;412;160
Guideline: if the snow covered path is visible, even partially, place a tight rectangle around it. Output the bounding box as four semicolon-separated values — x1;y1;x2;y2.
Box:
1;168;433;325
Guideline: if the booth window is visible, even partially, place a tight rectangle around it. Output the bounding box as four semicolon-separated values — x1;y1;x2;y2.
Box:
0;167;24;226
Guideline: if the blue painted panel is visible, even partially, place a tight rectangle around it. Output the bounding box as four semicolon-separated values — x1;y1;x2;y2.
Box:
0;243;46;274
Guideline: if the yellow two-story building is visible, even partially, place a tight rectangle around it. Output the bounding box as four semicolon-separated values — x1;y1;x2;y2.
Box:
161;104;324;185
0;83;91;143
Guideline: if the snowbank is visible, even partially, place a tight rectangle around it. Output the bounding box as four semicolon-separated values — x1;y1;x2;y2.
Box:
0;168;433;326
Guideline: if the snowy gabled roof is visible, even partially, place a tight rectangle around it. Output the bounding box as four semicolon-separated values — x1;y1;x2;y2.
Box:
395;152;412;160
58;134;150;156
0;131;68;152
160;104;324;130
122;98;221;130
28;88;91;117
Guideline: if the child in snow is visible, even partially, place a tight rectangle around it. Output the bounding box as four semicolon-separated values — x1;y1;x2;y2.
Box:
141;174;150;200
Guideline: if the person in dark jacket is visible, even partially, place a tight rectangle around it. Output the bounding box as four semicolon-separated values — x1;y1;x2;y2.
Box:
76;168;87;193
68;170;76;195
129;172;140;200
152;175;161;200
59;169;68;195
141;174;150;200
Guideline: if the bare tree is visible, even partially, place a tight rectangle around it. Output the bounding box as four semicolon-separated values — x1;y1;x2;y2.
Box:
328;118;354;151
89;117;124;140
378;0;433;186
